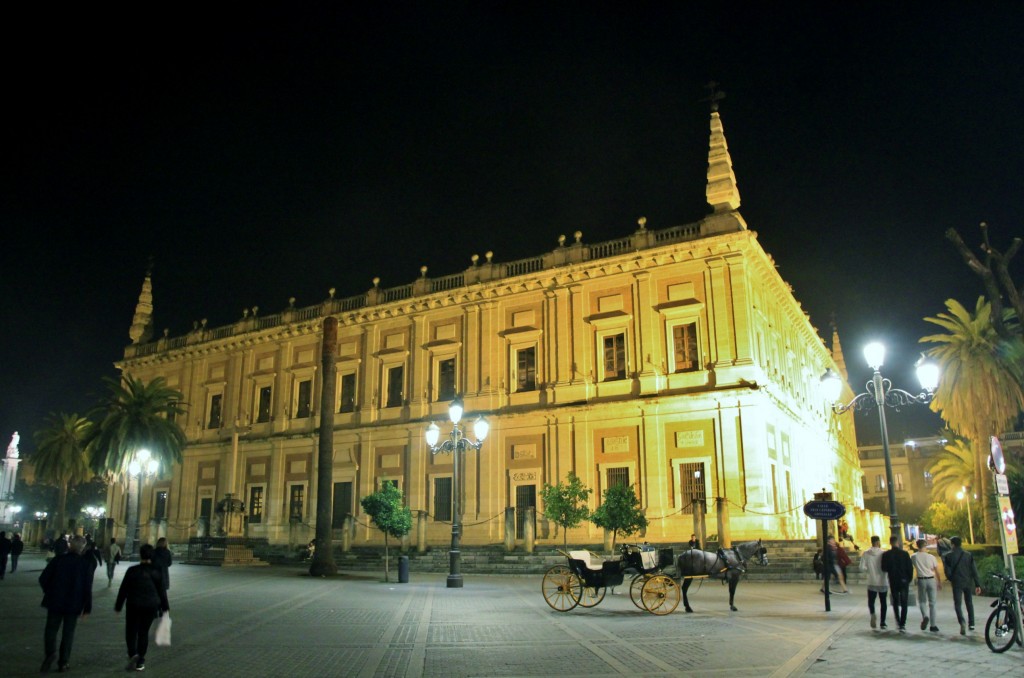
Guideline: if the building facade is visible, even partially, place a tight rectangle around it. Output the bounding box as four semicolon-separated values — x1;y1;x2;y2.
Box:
110;110;864;548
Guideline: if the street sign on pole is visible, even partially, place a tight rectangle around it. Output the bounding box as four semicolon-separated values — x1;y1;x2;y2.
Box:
803;500;846;521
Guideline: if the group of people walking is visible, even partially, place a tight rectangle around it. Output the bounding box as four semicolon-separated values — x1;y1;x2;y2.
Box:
0;531;25;576
857;534;981;635
37;535;173;673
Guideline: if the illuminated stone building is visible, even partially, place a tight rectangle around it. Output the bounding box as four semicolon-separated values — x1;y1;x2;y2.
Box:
112;109;862;549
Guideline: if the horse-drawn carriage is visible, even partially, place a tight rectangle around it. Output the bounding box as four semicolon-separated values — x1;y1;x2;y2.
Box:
541;540;769;615
541;543;680;615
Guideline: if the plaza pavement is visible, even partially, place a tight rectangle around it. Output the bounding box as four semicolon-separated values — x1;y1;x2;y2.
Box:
1;551;1021;677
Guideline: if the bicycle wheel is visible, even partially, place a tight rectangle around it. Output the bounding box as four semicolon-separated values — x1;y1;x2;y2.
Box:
542;565;582;612
577;585;606;608
629;574;649;610
985;604;1017;653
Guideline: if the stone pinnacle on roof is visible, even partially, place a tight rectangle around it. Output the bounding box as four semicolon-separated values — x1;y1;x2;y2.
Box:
129;268;154;345
831;321;848;381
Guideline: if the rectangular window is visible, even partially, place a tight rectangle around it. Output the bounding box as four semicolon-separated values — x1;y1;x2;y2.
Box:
437;357;456;401
386;365;404;408
257;386;272;423
515;484;536;539
332;481;353;528
679;462;706;510
770;464;779;513
248;486;264;524
923;471;933;487
894;473;904;491
381;478;399;490
516;346;537;392
672;322;699;372
433;476;453;521
602;333;627;381
875;475;886;492
606;466;630;490
295;379;312;418
339;373;356;413
289;484;304;522
861;476;869;494
208;394;222;429
153;490;168;520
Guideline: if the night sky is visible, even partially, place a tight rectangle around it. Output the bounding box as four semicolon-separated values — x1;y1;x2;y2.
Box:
3;4;1022;455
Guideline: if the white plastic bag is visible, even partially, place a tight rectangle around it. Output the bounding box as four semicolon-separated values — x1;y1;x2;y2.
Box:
155;613;172;646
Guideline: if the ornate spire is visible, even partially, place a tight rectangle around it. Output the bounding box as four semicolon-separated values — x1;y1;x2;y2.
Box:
830;319;848;381
129;266;154;345
704;84;741;214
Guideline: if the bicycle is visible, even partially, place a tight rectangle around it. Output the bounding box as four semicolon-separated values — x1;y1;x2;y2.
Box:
985;572;1024;653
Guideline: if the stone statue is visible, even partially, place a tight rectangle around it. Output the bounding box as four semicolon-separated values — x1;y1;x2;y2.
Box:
6;432;19;459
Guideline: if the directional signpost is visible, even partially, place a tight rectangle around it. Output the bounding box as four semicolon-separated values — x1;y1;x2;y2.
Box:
805;499;846;611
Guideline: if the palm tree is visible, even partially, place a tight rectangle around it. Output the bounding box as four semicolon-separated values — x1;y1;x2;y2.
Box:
87;375;187;556
921;297;1024;541
32;413;93;534
927;437;975;502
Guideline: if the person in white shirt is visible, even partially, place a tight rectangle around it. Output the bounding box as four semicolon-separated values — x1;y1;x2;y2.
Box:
911;538;942;632
860;535;888;629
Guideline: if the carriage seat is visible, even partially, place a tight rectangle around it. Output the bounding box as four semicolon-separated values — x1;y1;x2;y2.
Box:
568;550;619;571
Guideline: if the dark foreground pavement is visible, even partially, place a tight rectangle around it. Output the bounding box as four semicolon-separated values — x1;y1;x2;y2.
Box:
1;552;1021;677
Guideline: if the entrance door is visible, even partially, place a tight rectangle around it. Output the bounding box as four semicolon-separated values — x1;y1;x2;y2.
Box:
198;496;214;537
332;481;353;528
515;485;536;539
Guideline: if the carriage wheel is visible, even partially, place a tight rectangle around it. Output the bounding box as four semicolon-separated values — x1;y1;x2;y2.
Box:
641;575;681;616
577;585;606;608
629;574;650;610
542;565;582;612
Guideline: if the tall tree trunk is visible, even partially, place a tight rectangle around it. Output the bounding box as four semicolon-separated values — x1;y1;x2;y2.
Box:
310;317;339;577
384;533;390;583
55;482;69;536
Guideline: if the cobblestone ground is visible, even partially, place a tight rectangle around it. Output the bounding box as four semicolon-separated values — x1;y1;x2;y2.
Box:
2;553;1021;677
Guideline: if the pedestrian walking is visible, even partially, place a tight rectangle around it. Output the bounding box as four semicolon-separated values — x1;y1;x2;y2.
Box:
104;538;123;587
860;535;889;629
115;543;170;672
687;534;701;549
911;537;941;632
813;549;824;580
824;536;849;593
936;533;953;560
152;537;172;590
880;535;913;633
38;535;95;673
0;531;11;579
942;535;982;635
11;532;24;573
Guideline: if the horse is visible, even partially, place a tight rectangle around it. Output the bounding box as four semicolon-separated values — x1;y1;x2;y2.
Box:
675;539;768;612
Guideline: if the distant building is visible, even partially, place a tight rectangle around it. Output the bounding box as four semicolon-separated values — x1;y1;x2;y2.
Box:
111;107;865;548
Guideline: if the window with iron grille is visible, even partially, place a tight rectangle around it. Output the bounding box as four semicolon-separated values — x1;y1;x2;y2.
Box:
248;486;264;524
153;490;168;520
433;476;453;521
606;467;630;490
257;386;272;423
672;322;699;372
437;358;456;401
680;462;705;510
295;379;312;418
516;346;537;391
339;373;356;413
289;484;304;523
603;333;626;381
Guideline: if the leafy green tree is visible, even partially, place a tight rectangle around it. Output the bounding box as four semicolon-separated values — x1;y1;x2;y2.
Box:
86;375;187;556
922;297;1024;541
540;472;592;548
360;483;413;582
32;413;94;532
919;501;973;539
589;483;647;551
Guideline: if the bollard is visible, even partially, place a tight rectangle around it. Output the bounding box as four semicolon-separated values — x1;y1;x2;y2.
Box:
398;555;410;583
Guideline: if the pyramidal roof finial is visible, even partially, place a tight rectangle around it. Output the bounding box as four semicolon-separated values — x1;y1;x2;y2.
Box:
129;264;155;345
703;81;741;215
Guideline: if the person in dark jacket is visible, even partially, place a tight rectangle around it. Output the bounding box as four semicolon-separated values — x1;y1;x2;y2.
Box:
38;535;94;672
115;543;170;672
880;535;914;633
11;532;24;572
152;537;172;590
943;535;982;635
0;531;11;578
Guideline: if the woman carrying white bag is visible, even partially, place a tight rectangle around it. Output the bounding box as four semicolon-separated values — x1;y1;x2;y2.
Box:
115;543;170;672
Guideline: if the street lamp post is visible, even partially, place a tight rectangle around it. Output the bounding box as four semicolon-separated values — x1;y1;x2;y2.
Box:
125;449;160;559
83;506;106;535
956;487;975;544
424;397;489;588
823;342;939;547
